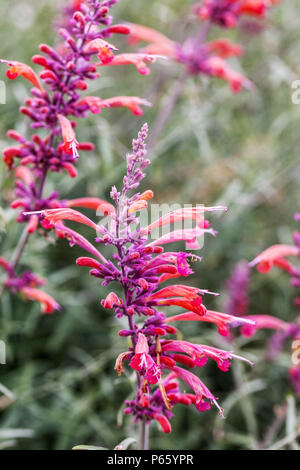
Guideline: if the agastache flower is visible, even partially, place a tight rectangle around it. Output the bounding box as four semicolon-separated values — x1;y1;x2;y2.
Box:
44;125;253;440
1;0;156;309
166;310;256;337
127;23;252;93
1;60;45;93
84;38;118;63
194;0;279;28
249;214;300;395
20;287;60;314
57;114;80;159
126;23;178;58
249;244;300;273
75;95;151;116
0;258;59;314
130;334;161;384
97;53;164;75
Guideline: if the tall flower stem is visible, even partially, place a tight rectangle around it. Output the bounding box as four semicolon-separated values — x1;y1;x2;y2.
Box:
2;2;111;280
148;70;187;154
11;167;49;271
11;227;31;270
147;21;211;154
139;419;149;450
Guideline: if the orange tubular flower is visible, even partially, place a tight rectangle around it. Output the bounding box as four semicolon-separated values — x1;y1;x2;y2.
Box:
20;287;60;314
57;114;79;158
249;244;300;273
1;60;45;93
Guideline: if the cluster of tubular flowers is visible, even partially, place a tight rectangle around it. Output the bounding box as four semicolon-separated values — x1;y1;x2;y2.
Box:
194;0;280;28
125;0;281;93
221;214;300;395
35;124;254;433
0;257;59;314
0;0;157;312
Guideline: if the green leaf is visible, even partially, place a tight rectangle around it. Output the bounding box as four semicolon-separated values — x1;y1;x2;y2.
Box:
72;445;109;451
114;437;136;450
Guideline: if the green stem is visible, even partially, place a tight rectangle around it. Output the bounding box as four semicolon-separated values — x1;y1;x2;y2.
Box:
139;420;149;450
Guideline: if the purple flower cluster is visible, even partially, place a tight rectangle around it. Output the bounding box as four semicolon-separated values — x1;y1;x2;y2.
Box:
39;124;254;445
0;0;152;312
224;260;250;316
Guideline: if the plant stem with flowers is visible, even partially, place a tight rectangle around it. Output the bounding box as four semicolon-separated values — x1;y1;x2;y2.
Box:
37;123;255;449
0;0;158;312
127;0;281;150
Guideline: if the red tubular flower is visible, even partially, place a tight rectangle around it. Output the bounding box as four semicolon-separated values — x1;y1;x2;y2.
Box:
142;252;195;283
144;206;226;234
76;95;152;116
166;310;256;336
75;96;109;114
206;55;252;93
98;96;152;116
249;244;300;273
27;214;39;234
57;114;79;159
76;257;104;270
1;60;45;93
3;146;22;168
153;413;172;433
207;39;243;58
126;23;178;59
162;340;253;371
55;223;106;262
67;197;115;215
20;286;60;314
97;53;162;75
152;297;207;316
14;165;34;185
238;0;267;16
146;227;210;249
101;292;122;309
130;333;161;384
240;315;291;337
41;208;99;230
149;285;216;301
127;22;175;48
84;38;118;64
172;366;224;417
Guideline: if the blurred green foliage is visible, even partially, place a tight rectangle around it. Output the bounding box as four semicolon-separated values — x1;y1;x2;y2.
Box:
0;0;300;450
